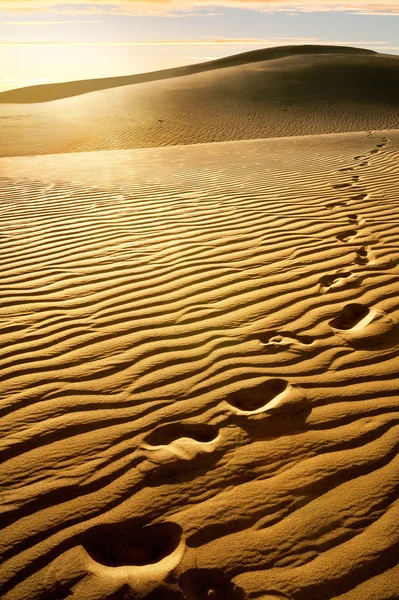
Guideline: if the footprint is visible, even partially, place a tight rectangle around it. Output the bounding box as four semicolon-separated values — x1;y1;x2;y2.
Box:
329;304;399;349
179;568;246;600
359;162;369;167
349;193;368;201
225;379;307;416
336;230;357;243
144;423;218;447
338;167;354;173
319;271;352;291
351;175;361;182
330;303;370;330
82;522;183;568
332;183;352;190
369;149;380;155
348;214;359;224
325;201;347;209
376;143;385;148
258;331;313;346
355;246;370;266
142;423;219;461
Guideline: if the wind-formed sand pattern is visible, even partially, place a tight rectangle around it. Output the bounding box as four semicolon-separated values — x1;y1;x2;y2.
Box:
1;126;398;599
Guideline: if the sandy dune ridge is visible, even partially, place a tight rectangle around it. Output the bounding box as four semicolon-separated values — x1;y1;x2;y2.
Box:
0;129;398;599
0;46;399;156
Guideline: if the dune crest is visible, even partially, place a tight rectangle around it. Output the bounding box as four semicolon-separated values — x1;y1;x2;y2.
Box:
0;45;399;155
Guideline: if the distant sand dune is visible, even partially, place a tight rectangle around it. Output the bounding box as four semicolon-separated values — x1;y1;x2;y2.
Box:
0;45;377;104
0;130;398;599
0;45;398;156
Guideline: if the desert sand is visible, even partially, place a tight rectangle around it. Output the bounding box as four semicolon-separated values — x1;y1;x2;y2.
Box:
0;46;399;600
0;45;399;156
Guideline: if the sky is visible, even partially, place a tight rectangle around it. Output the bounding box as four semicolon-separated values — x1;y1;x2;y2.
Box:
0;1;398;92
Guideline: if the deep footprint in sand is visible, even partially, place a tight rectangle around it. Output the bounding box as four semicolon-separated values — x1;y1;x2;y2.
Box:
319;271;353;292
225;378;307;416
350;193;368;201
144;423;218;447
142;423;219;460
332;183;353;190
258;330;314;347
347;213;363;225
329;303;399;349
330;303;370;330
326;201;347;209
354;246;371;265
83;521;183;568
336;229;357;243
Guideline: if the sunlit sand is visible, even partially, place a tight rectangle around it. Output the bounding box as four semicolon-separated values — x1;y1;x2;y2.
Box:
0;46;398;600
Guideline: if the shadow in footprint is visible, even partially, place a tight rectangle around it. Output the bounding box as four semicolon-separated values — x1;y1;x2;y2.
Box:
325;201;347;209
319;271;352;289
350;193;368;201
82;521;182;567
258;330;313;346
329;303;369;330
336;230;356;243
225;379;309;421
179;569;246;600
226;379;287;413
144;423;217;447
355;246;369;265
329;303;399;350
332;183;352;189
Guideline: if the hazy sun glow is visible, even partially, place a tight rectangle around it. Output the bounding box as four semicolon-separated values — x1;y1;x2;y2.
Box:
0;0;398;92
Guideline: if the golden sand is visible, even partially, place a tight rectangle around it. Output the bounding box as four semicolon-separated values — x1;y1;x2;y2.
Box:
0;46;398;156
0;126;398;599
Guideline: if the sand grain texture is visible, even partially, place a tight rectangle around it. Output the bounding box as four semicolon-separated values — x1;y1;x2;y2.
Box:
0;46;399;156
0;130;399;600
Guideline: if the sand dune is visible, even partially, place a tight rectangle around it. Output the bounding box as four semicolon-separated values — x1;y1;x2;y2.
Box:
1;129;398;599
0;45;376;104
0;45;399;156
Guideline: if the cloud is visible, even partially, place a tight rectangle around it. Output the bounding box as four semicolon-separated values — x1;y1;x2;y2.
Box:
1;1;399;17
0;37;394;47
0;20;103;24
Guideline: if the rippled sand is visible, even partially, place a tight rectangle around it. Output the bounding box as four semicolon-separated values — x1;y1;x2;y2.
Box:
1;46;399;156
1;130;398;600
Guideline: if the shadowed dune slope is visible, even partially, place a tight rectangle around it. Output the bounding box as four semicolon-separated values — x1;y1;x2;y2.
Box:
0;46;399;155
0;45;376;104
0;130;398;600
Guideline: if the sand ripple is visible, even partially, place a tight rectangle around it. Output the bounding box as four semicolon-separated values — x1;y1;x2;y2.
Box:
0;130;398;600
